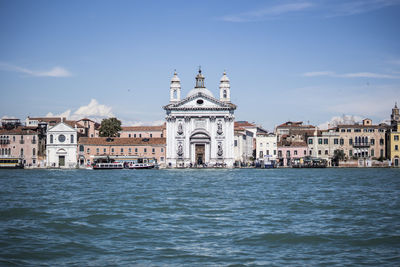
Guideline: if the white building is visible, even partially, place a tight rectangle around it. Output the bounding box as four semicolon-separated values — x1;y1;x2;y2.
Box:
256;133;278;162
234;126;254;166
307;128;340;166
163;69;236;167
46;122;78;168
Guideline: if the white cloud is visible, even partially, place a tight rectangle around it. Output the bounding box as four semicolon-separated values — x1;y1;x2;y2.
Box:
220;2;313;22
1;115;18;120
0;62;71;77
47;99;114;122
303;71;336;77
318;114;363;129
302;70;400;79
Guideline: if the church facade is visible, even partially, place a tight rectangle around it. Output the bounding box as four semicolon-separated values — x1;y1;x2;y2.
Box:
163;69;236;168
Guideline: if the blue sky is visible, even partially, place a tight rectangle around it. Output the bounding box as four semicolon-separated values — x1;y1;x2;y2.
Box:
1;0;399;130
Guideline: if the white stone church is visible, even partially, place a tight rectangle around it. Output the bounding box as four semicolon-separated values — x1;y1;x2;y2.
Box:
163;69;236;168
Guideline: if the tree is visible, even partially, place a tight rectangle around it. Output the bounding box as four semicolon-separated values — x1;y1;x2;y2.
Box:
332;149;345;166
99;117;122;137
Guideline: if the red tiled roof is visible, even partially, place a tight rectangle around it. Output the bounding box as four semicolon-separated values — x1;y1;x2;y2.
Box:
235;121;256;127
277;121;315;128
121;125;165;131
79;137;166;146
0;126;39;135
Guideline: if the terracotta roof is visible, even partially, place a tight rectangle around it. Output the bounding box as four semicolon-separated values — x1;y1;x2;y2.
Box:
235;121;256;127
79;137;166;146
121;125;165;131
28;117;66;122
0;126;39;135
277;121;315;128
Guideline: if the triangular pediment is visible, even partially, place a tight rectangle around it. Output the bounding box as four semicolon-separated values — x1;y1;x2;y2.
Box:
164;92;236;110
48;122;76;133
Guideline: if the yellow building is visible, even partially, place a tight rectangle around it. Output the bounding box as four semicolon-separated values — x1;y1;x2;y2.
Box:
389;131;400;167
389;103;400;167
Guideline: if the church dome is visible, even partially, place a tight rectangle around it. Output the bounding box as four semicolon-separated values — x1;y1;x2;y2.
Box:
186;68;214;98
187;87;214;98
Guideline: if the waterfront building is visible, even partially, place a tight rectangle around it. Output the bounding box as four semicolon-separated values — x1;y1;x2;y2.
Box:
307;128;341;166
0;126;39;167
76;118;100;138
234;124;254;166
388;103;400;166
275;121;316;142
119;124;166;138
235;121;268;159
46;121;78;168
388;130;400;167
256;133;278;163
78;137;166;167
277;141;308;167
333;119;387;160
163;69;236;168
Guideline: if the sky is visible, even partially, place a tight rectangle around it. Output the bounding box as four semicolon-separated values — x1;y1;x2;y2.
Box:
0;0;399;131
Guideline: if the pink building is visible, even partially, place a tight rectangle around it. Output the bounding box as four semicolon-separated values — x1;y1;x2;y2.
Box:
78;137;166;167
0;126;40;167
76;118;100;138
119;124;166;138
277;141;308;167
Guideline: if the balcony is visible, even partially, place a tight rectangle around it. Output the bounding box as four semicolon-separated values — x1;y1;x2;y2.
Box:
0;140;10;144
353;142;370;148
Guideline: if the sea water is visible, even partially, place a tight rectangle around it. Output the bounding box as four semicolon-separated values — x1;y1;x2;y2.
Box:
0;168;399;266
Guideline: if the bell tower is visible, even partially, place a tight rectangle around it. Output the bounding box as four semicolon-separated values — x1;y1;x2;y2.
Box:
170;71;181;103
391;102;400;130
219;71;230;102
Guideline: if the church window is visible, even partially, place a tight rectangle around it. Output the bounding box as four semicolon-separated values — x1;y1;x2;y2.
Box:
223;90;227;98
234;140;237;147
50;135;53;144
71;135;74;143
196;99;204;105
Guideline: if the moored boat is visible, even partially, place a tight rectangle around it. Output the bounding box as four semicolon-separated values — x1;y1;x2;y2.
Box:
92;162;124;170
